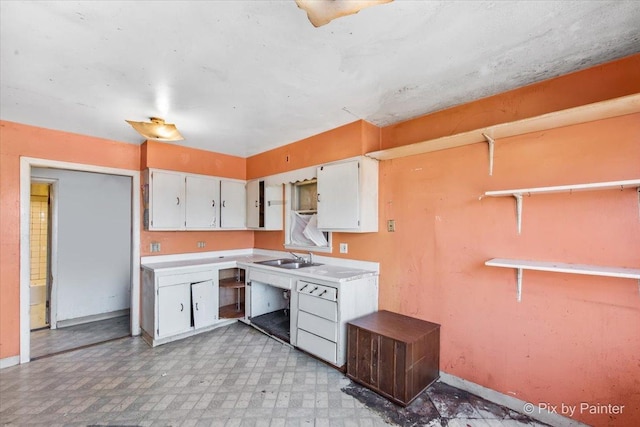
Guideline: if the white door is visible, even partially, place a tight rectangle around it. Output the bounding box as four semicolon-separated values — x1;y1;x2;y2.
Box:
264;184;283;230
220;180;246;228
157;283;191;338
192;279;218;328
317;161;359;229
150;170;185;230
246;180;260;228
185;175;220;229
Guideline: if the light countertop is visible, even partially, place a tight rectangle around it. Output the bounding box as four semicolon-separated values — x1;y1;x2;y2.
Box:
142;254;377;283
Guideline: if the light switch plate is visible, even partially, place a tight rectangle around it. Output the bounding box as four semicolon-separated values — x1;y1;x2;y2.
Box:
387;220;396;232
339;243;348;253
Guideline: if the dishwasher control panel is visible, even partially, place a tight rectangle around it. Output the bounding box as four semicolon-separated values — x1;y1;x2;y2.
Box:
296;280;337;302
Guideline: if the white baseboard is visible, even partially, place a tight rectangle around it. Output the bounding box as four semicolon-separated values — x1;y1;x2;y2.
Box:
439;372;588;427
56;309;129;329
0;355;20;369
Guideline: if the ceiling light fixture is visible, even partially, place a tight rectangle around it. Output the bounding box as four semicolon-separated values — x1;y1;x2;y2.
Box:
295;0;393;27
125;117;184;141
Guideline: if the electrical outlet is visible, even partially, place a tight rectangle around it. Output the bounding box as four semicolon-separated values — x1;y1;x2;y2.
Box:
387;220;396;232
339;243;348;254
197;241;206;248
150;242;161;252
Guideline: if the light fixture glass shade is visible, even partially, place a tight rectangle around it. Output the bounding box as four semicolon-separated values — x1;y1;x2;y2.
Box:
295;0;393;27
126;117;184;141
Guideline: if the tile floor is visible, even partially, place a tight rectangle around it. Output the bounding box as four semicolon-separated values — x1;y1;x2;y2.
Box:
30;314;130;359
1;322;548;426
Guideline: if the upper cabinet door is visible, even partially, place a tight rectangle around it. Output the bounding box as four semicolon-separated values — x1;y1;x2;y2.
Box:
220;180;246;229
317;161;360;230
246;179;260;228
264;184;283;230
149;170;185;230
185;175;220;229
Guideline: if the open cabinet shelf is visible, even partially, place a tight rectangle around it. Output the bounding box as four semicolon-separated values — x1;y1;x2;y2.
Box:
366;93;640;176
485;258;640;302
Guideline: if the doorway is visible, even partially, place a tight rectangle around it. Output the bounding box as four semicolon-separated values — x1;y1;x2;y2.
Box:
20;157;141;364
29;182;52;331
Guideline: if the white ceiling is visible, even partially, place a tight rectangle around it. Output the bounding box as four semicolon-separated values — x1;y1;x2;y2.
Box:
2;1;639;157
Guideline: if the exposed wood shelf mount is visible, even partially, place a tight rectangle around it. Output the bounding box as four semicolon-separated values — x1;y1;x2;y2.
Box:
485;258;640;302
365;94;640;173
481;179;640;234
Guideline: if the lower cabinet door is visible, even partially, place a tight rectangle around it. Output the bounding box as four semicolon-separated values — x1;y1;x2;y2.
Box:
158;283;191;338
192;279;218;328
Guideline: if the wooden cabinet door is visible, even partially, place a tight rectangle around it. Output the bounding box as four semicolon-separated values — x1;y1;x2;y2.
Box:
317;161;359;230
191;279;218;328
157;283;191;337
220;180;246;228
185;175;220;229
150;170;185;230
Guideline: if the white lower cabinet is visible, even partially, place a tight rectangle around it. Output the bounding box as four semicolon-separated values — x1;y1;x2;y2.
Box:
142;266;228;347
293;277;378;367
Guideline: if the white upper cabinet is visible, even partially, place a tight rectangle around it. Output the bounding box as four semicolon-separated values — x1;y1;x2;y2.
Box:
316;157;378;232
220;179;246;229
145;169;243;231
148;170;186;230
246;179;283;230
185;175;220;230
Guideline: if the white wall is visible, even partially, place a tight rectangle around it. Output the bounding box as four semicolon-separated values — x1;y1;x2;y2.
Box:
31;168;131;322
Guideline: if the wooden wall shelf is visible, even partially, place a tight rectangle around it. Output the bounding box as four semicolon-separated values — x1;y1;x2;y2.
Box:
366;94;640;173
485;258;640;301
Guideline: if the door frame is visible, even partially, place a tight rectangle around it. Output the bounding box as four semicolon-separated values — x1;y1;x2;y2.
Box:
20;157;141;363
29;177;59;330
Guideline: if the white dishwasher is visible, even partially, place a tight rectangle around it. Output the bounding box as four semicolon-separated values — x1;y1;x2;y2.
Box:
295;280;339;365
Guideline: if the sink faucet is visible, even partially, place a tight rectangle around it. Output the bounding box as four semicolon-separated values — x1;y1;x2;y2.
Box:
289;252;304;261
289;252;313;263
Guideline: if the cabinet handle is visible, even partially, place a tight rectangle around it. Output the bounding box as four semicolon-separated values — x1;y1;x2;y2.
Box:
176;197;180;205
222;201;226;208
195;302;199;311
267;201;271;207
319;290;327;296
317;193;320;202
180;303;184;312
212;200;215;207
255;200;258;207
299;284;308;291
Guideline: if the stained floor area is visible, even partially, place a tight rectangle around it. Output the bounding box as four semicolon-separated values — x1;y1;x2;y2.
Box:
2;322;548;426
30;314;130;359
250;309;291;343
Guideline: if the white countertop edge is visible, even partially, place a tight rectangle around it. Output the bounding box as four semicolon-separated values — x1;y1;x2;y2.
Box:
140;248;380;282
141;248;253;264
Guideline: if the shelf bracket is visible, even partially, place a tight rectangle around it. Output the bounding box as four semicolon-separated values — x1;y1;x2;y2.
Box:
482;133;495;176
637;187;640;221
516;268;523;302
513;193;523;234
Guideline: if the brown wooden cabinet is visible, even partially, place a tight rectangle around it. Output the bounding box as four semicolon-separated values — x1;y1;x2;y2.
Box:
346;310;440;406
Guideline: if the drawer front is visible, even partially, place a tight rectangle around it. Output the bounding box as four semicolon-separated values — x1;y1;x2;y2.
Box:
249;269;292;290
297;281;337;301
298;293;337;322
297;329;337;365
158;270;212;287
298;310;337;342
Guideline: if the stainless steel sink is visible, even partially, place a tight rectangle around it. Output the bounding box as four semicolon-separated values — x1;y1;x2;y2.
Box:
256;258;323;269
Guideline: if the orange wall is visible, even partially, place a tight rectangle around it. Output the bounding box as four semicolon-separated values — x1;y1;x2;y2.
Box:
246;120;380;180
140;140;253;256
0;121;140;358
250;56;640;425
